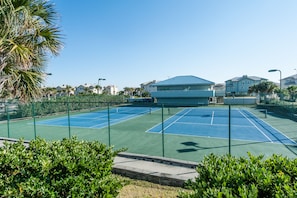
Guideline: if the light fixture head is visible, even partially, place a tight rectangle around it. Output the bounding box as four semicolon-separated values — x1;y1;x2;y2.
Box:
268;69;278;72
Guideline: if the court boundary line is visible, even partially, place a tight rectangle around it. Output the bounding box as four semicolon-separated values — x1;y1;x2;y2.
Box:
146;107;254;133
210;111;214;125
145;129;295;145
238;109;273;143
147;119;255;132
146;108;187;133
241;108;297;145
90;112;146;128
146;107;296;145
36;107;160;129
163;121;255;128
159;109;193;133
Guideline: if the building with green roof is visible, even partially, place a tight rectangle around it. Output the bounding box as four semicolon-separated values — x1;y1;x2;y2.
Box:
151;75;215;106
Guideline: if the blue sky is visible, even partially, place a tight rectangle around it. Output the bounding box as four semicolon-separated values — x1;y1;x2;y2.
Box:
46;0;297;90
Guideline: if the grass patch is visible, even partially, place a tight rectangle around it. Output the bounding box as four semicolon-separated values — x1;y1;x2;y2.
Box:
116;175;191;198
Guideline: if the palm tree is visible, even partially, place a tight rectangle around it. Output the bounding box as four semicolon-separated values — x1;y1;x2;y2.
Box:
134;87;143;97
287;86;297;101
95;85;101;94
123;87;135;97
248;81;278;102
0;0;63;102
65;85;73;97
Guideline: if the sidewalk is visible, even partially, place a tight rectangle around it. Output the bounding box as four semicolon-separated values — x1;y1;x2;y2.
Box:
113;152;198;187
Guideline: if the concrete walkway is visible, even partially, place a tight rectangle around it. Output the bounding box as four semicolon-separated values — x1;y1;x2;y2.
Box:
113;152;199;187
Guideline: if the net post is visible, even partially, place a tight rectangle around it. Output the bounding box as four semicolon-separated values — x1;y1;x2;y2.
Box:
162;104;165;157
265;109;267;118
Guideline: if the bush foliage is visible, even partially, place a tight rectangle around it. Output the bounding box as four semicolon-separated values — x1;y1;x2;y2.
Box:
0;137;124;197
181;153;297;198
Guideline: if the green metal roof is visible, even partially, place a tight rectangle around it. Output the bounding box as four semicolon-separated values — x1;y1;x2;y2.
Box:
153;75;214;86
227;75;267;82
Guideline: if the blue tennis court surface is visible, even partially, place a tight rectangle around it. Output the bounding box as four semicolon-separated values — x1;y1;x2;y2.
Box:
147;107;296;145
37;107;158;128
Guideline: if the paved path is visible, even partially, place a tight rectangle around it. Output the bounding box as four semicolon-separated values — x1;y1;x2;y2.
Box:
113;152;198;186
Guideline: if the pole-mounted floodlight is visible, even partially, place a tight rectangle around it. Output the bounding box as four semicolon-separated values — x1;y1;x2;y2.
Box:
268;69;282;90
97;78;106;94
41;73;52;88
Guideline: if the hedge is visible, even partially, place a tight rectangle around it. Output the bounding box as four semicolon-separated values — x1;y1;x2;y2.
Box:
0;137;125;197
180;153;297;198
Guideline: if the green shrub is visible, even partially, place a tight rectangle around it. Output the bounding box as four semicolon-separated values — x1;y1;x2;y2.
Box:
180;153;297;198
0;137;124;197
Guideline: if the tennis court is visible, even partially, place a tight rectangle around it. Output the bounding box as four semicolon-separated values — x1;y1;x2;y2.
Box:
147;107;296;145
37;106;159;128
36;106;296;145
1;103;297;162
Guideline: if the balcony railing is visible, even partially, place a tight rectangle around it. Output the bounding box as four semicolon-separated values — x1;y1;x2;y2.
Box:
151;90;215;98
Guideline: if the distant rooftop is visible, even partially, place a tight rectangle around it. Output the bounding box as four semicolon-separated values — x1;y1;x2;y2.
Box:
283;74;297;80
227;75;267;82
141;80;157;86
153;75;215;86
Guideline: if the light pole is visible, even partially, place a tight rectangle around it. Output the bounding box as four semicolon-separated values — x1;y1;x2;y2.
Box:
98;78;106;94
42;72;52;88
268;69;282;90
268;69;282;100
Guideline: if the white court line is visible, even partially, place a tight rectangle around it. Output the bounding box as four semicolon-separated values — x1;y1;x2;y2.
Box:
146;108;185;132
210;111;214;125
176;121;254;128
238;110;273;143
148;108;192;133
161;109;193;132
242;109;297;145
90;112;147;128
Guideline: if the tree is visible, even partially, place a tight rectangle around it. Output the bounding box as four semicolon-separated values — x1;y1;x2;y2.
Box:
287;86;297;101
65;85;73;96
141;91;151;97
42;87;56;100
248;81;278;102
0;0;62;102
95;85;102;94
134;87;143;97
123;87;135;96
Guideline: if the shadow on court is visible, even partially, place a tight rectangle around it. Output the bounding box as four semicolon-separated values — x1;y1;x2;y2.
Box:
177;140;297;156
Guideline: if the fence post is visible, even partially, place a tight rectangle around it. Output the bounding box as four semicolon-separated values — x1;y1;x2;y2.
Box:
31;102;37;139
6;104;10;138
67;98;71;138
162;104;165;157
108;103;111;147
228;105;231;155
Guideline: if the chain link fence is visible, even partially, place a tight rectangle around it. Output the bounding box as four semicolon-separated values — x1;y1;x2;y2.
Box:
0;100;296;162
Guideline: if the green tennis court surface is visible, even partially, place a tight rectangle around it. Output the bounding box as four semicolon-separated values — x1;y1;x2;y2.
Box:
1;106;297;162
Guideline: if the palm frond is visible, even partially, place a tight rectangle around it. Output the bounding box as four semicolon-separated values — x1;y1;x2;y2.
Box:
0;0;63;102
